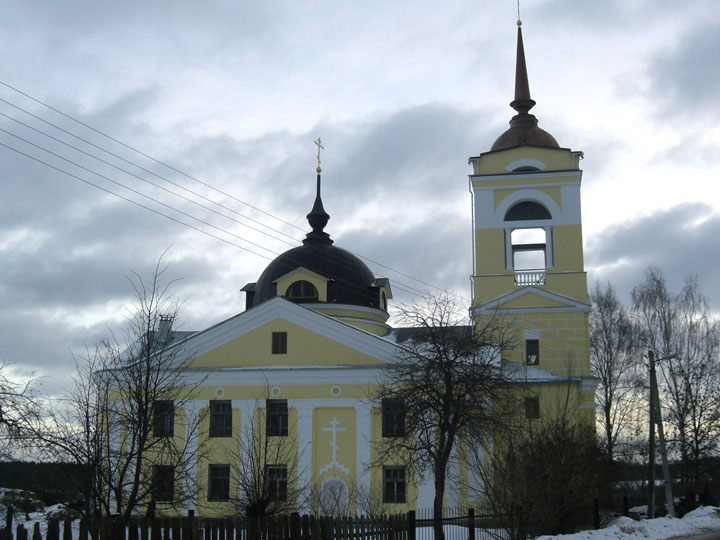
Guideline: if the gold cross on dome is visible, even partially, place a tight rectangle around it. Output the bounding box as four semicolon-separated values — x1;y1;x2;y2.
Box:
314;137;324;172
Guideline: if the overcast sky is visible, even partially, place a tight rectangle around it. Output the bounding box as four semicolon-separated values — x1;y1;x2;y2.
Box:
2;0;719;395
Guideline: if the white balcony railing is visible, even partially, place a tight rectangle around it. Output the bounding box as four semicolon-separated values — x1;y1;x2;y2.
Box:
514;269;546;286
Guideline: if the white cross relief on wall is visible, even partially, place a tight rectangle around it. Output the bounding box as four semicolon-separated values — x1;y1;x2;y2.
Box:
319;417;350;475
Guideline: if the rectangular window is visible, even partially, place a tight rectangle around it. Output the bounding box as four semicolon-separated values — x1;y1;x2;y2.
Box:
153;401;174;437
266;400;288;436
525;397;540;419
151;465;174;502
266;465;288;502
526;339;539;365
210;400;232;437
382;398;405;437
383;466;406;503
208;464;230;501
272;332;287;354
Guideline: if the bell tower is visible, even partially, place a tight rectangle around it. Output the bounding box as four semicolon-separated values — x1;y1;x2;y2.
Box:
469;22;595;420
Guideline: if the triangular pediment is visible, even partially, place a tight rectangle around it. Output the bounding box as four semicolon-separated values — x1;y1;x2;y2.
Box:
272;266;329;285
474;286;590;314
168;297;397;369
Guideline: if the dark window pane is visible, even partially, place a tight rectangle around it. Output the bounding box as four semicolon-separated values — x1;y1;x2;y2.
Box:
272;332;287;354
285;280;318;303
266;400;288;436
210;400;232;437
153;401;174;438
383;466;406;503
208;465;230;501
526;339;539;365
524;397;540;419
152;465;174;502
505;201;551;221
382;398;405;438
266;465;288;502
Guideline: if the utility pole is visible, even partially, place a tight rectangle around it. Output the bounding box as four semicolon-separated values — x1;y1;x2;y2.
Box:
648;350;656;519
648;350;676;518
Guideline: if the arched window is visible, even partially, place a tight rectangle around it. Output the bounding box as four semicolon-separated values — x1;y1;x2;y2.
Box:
285;280;318;303
504;201;551;221
511;228;547;270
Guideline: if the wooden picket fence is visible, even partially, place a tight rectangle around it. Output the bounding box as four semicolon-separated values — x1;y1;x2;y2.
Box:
1;513;409;540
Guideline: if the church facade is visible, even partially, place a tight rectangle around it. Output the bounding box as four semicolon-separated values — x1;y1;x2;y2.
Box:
125;23;595;517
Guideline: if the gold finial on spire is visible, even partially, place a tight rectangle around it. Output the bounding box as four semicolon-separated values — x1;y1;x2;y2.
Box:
314;137;324;173
517;0;522;26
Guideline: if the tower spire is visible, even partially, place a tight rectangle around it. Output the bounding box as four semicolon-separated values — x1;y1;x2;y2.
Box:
510;21;536;116
489;19;559;151
304;137;333;246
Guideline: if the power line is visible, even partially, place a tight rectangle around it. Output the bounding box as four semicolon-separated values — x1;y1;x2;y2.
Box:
0;81;470;303
0;112;297;248
0;129;281;257
0;133;429;304
0;80;306;234
0;141;275;261
0;102;302;246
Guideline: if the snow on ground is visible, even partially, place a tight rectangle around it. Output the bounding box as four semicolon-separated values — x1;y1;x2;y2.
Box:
535;506;720;539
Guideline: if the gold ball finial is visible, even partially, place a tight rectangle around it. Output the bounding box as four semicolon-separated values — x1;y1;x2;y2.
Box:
316;166;322;174
517;19;522;27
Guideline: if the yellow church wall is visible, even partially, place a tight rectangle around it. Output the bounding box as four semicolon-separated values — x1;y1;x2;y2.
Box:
313;407;357;513
369;406;417;513
473;229;505;275
139;408;189;517
188;318;385;368
306;306;391;336
181;383;373;402
544;272;589;304
509;312;590;377
475;311;590;378
551;225;585;271
194;403;243;516
309;307;389;323
473;273;589;307
472;146;576;176
274;268;329;302
493;186;562;212
512;382;592;427
334;317;390;336
500;294;570;309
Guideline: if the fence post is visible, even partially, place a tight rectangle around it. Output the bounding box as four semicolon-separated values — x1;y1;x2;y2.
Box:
468;508;475;540
33;523;42;540
407;511;415;540
15;524;27;540
622;496;629;517
183;510;194;540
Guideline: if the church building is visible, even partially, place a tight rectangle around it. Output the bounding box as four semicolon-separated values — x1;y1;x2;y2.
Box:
126;22;595;517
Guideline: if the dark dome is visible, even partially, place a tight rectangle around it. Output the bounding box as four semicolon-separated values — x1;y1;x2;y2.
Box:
490;114;559;152
253;243;378;308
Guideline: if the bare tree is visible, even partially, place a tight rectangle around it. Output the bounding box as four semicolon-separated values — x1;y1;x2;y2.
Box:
589;281;639;460
632;268;720;500
0;364;37;459
31;259;205;520
468;409;605;539
227;398;309;518
374;293;514;540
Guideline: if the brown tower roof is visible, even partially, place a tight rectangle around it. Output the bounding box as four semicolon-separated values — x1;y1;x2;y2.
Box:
490;24;559;152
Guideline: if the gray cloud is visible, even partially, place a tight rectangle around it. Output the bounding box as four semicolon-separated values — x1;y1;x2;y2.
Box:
648;19;720;120
586;203;720;306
